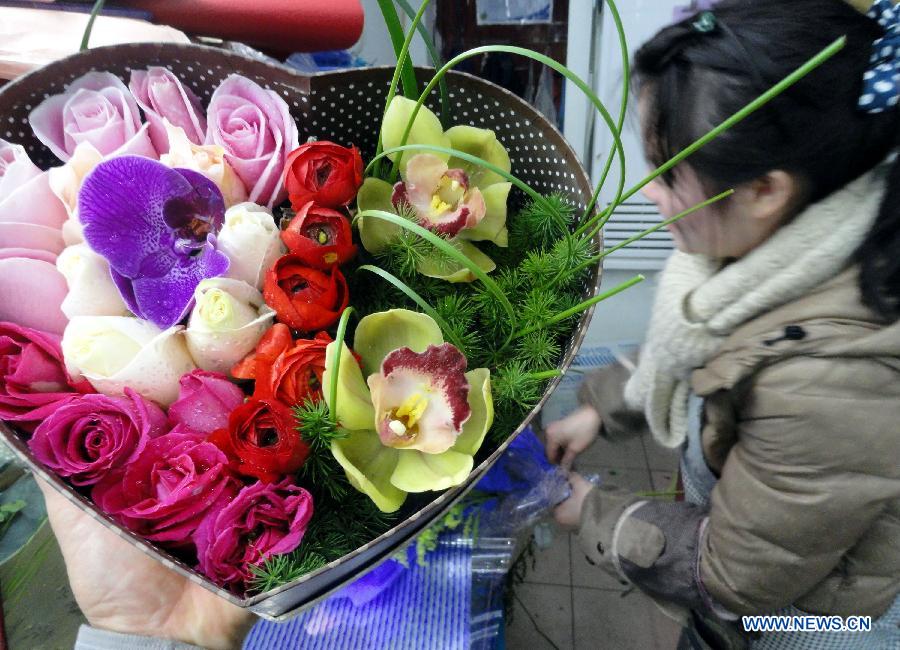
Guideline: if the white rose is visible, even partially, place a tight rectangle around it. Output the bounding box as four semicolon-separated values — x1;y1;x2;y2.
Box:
48;142;104;245
185;277;275;375
160;120;248;208
57;244;129;318
217;202;285;290
62;316;196;406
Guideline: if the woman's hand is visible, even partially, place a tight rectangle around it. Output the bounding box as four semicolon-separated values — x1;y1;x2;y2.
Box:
544;405;602;469
36;478;254;650
553;471;594;530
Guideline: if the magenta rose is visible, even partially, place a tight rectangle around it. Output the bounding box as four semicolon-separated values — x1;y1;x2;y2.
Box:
0;322;92;431
29;71;156;162
92;430;237;545
168;370;245;435
28;389;166;486
129;67;207;154
193;478;313;588
205;75;299;209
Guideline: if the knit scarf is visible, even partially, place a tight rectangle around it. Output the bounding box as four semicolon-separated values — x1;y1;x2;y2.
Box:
623;165;887;448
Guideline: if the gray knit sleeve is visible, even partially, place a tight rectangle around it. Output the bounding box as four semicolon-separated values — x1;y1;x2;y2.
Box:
74;625;207;650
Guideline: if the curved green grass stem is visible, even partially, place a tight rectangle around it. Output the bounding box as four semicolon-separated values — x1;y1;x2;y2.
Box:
80;0;107;51
375;0;432;176
571;189;735;278
328;306;356;425
389;45;627;213
583;0;629;221
574;36;847;241
355;209;518;338
375;0;419;100
357;264;467;350
529;370;562;381
367;143;555;214
394;0;450;125
511;274;645;343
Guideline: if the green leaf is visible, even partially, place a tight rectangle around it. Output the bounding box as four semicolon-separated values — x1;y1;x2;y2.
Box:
452;368;494;456
332;430;406;513
323;341;375;431
390;448;473;493
353;308;444;377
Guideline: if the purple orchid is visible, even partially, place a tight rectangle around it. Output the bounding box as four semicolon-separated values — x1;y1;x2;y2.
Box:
78;156;229;329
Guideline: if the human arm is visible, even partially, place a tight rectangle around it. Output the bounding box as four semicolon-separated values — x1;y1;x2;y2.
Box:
571;355;900;615
544;362;650;467
36;480;254;650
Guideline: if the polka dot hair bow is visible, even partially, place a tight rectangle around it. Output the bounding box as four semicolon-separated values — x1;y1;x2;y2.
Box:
860;0;900;113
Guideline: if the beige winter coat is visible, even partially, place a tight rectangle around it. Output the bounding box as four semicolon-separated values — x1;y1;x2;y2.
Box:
579;266;900;617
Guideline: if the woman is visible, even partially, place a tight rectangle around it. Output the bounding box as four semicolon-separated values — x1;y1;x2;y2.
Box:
546;1;900;647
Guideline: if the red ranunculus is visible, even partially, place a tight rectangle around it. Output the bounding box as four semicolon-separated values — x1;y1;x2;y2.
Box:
284;141;363;209
232;324;331;406
280;201;356;269
263;254;348;332
209;398;309;483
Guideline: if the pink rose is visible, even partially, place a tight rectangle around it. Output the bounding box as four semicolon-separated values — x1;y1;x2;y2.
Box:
0;139;67;231
29;72;157;163
205;75;299;209
168;370;245;435
92;430;237;545
28;389;166;486
0;256;68;335
0;321;91;431
0;141;69;333
129;67;207;154
193;479;313;588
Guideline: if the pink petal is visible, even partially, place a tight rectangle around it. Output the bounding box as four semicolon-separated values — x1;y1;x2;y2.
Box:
131;69;207;154
0;247;57;264
0;223;65;253
0;173;68;229
0;140;42;198
109;123;158;160
29;94;71;161
405;154;448;196
0;258;68;334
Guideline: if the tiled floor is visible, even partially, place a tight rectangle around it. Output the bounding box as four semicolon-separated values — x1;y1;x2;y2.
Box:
505;432;683;650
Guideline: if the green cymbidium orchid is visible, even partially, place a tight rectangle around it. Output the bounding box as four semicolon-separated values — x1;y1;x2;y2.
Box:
323;309;493;513
359;98;512;283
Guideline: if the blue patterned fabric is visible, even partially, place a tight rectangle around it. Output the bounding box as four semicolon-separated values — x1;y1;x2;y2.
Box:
244;541;472;650
860;0;900;113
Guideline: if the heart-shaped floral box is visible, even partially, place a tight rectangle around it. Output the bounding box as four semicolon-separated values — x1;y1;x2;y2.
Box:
0;43;601;620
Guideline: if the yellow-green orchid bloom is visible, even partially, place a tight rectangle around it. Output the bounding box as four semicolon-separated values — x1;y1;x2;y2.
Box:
358;98;512;283
323;310;493;513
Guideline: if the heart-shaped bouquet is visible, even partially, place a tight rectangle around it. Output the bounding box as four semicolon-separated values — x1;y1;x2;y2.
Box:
0;39;605;618
0;0;845;616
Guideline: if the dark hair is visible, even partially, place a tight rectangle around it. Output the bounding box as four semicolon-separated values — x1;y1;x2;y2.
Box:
634;0;900;320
